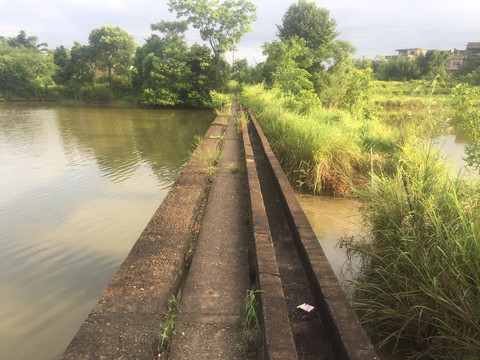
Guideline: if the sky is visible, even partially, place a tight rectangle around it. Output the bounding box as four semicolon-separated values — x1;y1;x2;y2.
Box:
1;0;480;64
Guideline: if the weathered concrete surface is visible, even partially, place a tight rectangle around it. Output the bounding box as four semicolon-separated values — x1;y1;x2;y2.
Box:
247;109;378;360
168;103;250;359
243;122;298;360
61;117;224;359
246;120;335;360
61;103;377;360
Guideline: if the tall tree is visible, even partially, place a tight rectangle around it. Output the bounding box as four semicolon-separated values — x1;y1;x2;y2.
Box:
70;42;96;94
88;25;136;93
275;0;353;76
53;45;71;85
167;0;257;59
138;21;191;105
277;0;339;50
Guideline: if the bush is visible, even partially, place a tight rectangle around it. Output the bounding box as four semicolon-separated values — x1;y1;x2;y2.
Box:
209;90;231;110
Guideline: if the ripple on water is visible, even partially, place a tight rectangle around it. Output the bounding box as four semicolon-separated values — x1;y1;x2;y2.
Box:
0;104;214;360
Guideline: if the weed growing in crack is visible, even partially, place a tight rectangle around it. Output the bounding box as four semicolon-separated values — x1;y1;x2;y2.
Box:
150;295;179;358
237;289;264;354
236;110;250;133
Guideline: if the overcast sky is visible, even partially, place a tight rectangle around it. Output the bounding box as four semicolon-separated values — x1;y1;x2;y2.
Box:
1;0;480;63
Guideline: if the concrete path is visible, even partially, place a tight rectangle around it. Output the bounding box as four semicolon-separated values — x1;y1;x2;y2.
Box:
169;103;251;359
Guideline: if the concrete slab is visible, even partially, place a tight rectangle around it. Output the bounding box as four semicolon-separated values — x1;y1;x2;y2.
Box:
169;103;250;359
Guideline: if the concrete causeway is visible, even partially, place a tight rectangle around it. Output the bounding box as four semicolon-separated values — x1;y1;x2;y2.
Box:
168;104;250;358
61;102;377;360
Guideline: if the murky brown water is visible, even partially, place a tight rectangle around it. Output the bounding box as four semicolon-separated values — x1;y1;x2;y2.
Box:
0;104;214;360
296;131;471;288
296;194;363;285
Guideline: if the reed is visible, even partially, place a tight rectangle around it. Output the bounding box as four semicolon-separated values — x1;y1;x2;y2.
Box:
346;143;480;359
241;84;400;196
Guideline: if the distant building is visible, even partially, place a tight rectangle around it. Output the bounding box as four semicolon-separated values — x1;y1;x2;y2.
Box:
446;49;466;72
465;42;480;57
385;48;426;60
383;43;480;72
446;43;480;72
396;48;426;57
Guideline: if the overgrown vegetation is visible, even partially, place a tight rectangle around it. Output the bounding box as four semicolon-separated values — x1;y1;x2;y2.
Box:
343;142;480;359
190;134;224;178
235;109;249;133
241;84;401;196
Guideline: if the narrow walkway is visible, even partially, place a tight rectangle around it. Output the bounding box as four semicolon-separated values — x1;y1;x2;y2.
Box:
168;103;251;359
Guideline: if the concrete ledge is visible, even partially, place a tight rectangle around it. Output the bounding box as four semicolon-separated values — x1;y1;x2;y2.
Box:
243;123;298;360
247;109;378;360
61;117;224;359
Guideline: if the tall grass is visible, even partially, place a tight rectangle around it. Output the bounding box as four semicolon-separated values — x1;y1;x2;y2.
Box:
241;84;399;196
346;142;480;359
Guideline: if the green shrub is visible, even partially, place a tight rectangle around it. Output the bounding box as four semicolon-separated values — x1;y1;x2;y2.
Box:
209;90;231;110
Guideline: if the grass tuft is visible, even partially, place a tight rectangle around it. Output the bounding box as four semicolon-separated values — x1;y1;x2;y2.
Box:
237;289;264;355
189;135;224;178
150;295;180;357
229;162;245;174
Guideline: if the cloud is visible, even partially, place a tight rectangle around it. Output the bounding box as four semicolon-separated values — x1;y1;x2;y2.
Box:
1;0;480;59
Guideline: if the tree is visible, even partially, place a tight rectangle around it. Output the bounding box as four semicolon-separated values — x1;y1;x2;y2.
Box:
377;56;420;81
262;37;314;94
277;0;339;50
69;42;96;95
457;53;480;76
0;56;37;98
231;58;256;84
7;30;47;50
53;46;71;85
150;20;189;38
88;25;136;94
167;0;257;59
186;43;217;105
416;50;449;80
135;20;191;105
274;0;354;78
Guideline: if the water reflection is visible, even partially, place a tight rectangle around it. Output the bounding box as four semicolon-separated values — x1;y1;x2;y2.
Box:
435;130;471;177
0;104;214;360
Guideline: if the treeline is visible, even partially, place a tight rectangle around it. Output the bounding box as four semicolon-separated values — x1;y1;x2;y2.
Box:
0;26;225;104
354;50;480;85
0;0;257;106
0;0;374;114
3;0;480;107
